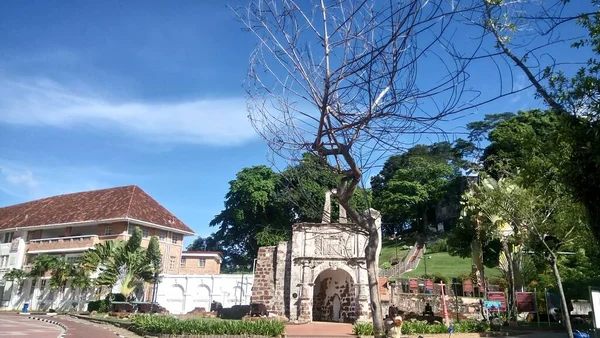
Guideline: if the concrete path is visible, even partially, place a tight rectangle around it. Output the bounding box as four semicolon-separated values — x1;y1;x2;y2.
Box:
0;314;63;338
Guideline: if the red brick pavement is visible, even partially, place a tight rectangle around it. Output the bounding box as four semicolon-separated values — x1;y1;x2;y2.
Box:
286;322;354;337
0;314;63;337
45;315;131;338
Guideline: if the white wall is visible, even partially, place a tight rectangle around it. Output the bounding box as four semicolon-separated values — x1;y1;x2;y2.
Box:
156;274;254;315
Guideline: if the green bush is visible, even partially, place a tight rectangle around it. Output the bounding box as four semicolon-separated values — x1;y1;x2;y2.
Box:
131;314;285;336
87;300;109;313
352;320;490;336
352;322;374;336
380;262;392;269
426;238;447;253
106;293;126;302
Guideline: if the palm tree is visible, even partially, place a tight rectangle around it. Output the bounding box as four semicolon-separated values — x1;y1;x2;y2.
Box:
82;226;160;299
3;268;26;283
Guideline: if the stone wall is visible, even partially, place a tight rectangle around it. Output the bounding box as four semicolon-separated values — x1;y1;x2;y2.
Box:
250;243;289;316
389;284;482;319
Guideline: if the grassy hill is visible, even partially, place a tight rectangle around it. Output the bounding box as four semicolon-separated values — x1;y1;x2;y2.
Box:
379;236;502;279
402;252;502;279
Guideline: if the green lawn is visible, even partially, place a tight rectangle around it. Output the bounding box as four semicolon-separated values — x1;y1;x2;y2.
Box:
379;241;410;267
402;252;502;279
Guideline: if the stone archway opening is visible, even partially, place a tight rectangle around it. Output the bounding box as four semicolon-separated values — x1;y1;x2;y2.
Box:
312;268;356;323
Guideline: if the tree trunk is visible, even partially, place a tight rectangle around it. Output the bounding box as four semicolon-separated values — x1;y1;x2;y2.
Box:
501;240;516;320
422;208;428;234
550;257;574;338
365;226;384;336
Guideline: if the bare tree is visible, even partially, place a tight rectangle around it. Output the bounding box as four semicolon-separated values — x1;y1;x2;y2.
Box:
232;0;524;332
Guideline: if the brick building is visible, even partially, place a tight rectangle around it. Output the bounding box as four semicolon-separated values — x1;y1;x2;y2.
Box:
179;251;223;275
0;185;229;311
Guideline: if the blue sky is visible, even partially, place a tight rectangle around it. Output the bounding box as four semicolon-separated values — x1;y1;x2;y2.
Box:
0;1;592;246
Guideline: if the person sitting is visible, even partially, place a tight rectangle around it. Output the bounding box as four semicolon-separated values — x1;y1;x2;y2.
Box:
388;305;399;318
423;303;434;316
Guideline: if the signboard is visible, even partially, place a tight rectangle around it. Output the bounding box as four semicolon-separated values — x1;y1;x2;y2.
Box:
425;279;434;291
463;280;474;294
487;292;507;311
516;292;536;312
484;301;502;310
409;279;418;292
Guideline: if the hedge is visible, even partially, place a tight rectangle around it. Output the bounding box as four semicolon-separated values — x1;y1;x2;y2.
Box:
131;315;286;337
352;320;492;335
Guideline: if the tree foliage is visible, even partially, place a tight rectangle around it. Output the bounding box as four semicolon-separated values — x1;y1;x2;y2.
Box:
82;226;161;297
372;142;466;234
205;153;350;271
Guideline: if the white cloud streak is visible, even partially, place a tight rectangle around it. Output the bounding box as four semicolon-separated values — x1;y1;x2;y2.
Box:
0;76;256;146
0;159;147;201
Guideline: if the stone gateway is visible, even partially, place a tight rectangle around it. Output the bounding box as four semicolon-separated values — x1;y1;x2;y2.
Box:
251;195;382;323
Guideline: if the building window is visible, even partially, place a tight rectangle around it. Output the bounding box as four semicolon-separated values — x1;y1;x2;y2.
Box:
199;259;206;268
169;256;176;270
142;229;149;238
40;279;47;291
159;231;166;241
172;234;179;244
0;256;8;267
17;282;24;294
128;224;134;235
180;258;186;268
104;225;112;236
2;232;13;244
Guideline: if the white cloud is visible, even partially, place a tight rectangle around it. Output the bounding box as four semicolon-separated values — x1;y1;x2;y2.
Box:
4;170;38;190
0;159;147;201
0;76;256;146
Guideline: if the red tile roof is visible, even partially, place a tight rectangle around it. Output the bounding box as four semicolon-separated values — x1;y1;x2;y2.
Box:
0;185;194;234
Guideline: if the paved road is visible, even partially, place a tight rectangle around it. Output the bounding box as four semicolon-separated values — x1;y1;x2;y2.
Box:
0;314;63;337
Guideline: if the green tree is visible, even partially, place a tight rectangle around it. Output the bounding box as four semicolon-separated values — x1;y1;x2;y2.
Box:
82;226;159;298
372;142;464;234
460;174;586;336
146;236;162;273
209;154;355;271
482;109;569;191
482;0;600;250
209;165;293;270
187;235;219;252
3;268;26;283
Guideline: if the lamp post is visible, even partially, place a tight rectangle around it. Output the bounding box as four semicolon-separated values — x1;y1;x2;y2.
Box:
452;278;460;322
423;248;431;276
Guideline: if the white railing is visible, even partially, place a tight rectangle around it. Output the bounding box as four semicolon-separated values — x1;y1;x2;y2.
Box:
28;234;98;243
380;240;425;277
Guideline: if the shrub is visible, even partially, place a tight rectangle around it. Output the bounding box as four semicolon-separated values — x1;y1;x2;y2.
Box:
87;300;109;313
452;320;491;333
131;314;285;336
380;262;392;269
426;238;447;253
352;322;374;336
352;320;490;336
106;293;126;302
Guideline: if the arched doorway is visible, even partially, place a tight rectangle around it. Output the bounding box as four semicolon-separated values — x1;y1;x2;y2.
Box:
312;268;355;322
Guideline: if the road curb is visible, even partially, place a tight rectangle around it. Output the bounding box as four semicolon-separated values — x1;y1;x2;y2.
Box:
28;316;68;338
